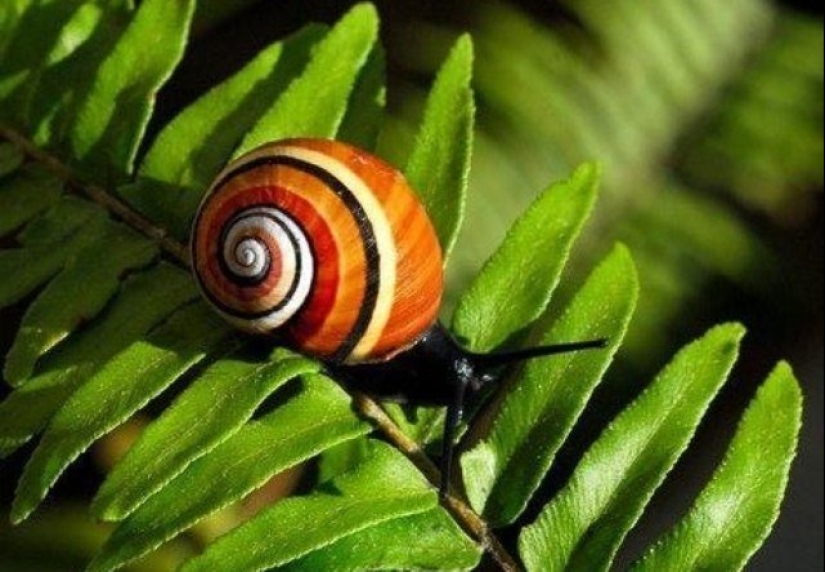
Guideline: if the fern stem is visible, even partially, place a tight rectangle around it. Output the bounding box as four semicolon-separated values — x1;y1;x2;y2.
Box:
355;394;523;572
0;126;190;264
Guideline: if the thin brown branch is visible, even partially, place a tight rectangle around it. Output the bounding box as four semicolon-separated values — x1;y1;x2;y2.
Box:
354;394;524;572
0;126;190;265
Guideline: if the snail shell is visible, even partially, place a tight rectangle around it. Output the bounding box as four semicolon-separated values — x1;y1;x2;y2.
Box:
191;139;444;364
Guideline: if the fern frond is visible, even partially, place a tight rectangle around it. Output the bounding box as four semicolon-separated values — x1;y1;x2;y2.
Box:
0;2;805;571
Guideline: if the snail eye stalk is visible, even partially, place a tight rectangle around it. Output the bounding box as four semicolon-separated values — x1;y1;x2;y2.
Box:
336;324;608;499
438;335;609;498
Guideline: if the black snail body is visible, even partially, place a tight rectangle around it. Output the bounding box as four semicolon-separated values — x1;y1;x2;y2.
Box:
192;138;607;496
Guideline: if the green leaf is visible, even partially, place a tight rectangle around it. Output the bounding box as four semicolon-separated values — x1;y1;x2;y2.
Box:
15;195;102;247
10;304;230;524
317;436;374;484
0;506;189;572
26;0;133;149
462;244;638;525
70;0;194;179
0;200;109;310
179;442;437;572
384;403;445;446
89;375;370;572
632;363;803;572
0;263;196;458
282;507;482;572
92;348;320;522
235;3;379;155
126;24;325;239
405;35;475;259
452;163;600;351
0;1;31;59
518;324;747;572
2;0;133;142
0;142;23;178
0;0;87;104
0;165;62;236
5;222;159;385
337;43;386;150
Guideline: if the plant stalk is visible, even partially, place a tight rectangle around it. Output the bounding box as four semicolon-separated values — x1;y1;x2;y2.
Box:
0;126;190;264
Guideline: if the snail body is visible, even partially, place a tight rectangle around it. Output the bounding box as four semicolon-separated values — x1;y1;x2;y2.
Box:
192;139;443;365
192;138;606;496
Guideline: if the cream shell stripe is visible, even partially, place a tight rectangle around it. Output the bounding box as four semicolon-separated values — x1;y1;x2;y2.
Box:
216;142;398;363
220;206;315;330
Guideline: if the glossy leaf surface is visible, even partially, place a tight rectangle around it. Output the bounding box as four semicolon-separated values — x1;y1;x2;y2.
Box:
179;442;436;572
405;35;475;259
236;3;379;155
70;0;194;178
519;324;746;572
11;304;230;524
462;244;638;525
453;163;600;351
89;375;370;572
633;363;803;572
127;25;325;238
93;349;319;521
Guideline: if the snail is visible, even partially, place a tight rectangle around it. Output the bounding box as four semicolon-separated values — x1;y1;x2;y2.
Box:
191;138;606;495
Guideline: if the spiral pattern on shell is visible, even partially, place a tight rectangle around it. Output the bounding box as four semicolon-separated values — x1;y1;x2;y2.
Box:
192;138;444;364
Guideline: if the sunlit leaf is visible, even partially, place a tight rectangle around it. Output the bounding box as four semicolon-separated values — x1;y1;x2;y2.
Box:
179;442;437;572
405;35;475;259
26;0;133;149
0;264;196;460
519;324;746;572
92;349;320;522
10;304;230;524
236;3;379;155
337;44;386;151
453;163;600;351
5;222;159;385
0;199;109;309
0;0;87;104
89;375;369;572
462;244;638;525
283;507;481;572
126;24;325;239
632;363;803;572
70;0;194;179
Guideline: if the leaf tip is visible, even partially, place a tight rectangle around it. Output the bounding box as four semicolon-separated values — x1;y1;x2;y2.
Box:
607;242;639;283
709;322;748;346
764;361;804;414
9;498;34;527
347;2;380;31
90;492;124;523
451;33;475;63
770;361;798;385
573;160;603;185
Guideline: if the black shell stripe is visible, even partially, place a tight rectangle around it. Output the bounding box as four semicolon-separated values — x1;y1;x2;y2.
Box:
216;213;272;288
209;153;382;363
200;207;307;318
